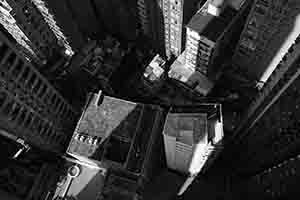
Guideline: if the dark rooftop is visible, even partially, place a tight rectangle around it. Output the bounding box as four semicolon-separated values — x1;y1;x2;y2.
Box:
186;6;236;42
67;91;165;169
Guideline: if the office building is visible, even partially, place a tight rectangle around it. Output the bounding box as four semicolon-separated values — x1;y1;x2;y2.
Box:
222;31;300;180
233;0;300;85
65;91;165;200
0;30;78;153
163;0;205;58
163;104;223;194
168;0;250;96
0;0;67;65
185;0;237;75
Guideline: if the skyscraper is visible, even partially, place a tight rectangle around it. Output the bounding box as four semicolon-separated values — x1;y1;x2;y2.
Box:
227;30;300;177
0;29;78;153
184;0;236;76
233;0;300;84
163;0;204;58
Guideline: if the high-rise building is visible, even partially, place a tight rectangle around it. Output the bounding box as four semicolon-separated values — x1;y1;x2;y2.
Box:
163;0;204;58
185;0;237;75
225;32;300;177
0;29;78;153
137;0;165;54
168;0;250;96
162;104;223;195
233;0;300;85
0;0;68;65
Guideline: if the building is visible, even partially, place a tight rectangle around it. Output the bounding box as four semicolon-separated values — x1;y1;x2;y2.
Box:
0;0;68;65
227;32;300;176
65;91;166;200
162;104;223;195
185;0;236;76
163;0;205;58
232;0;300;84
137;54;167;96
168;50;214;96
137;0;165;54
168;0;250;96
0;29;78;153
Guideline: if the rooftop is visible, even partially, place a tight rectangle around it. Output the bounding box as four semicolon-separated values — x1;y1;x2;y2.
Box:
67;91;165;171
186;6;236;42
143;54;166;82
163;105;223;145
168;51;214;96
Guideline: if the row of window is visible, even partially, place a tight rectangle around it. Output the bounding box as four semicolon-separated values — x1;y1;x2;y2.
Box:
0;42;75;122
0;89;64;147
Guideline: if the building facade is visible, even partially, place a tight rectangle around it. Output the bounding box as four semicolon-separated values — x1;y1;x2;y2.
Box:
163;104;223;195
0;30;78;153
185;0;251;77
226;28;300;178
233;0;300;83
163;0;203;58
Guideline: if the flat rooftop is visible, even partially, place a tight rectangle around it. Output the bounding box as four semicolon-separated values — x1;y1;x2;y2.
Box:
186;6;236;42
168;51;214;96
163;104;223;146
67;91;165;170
